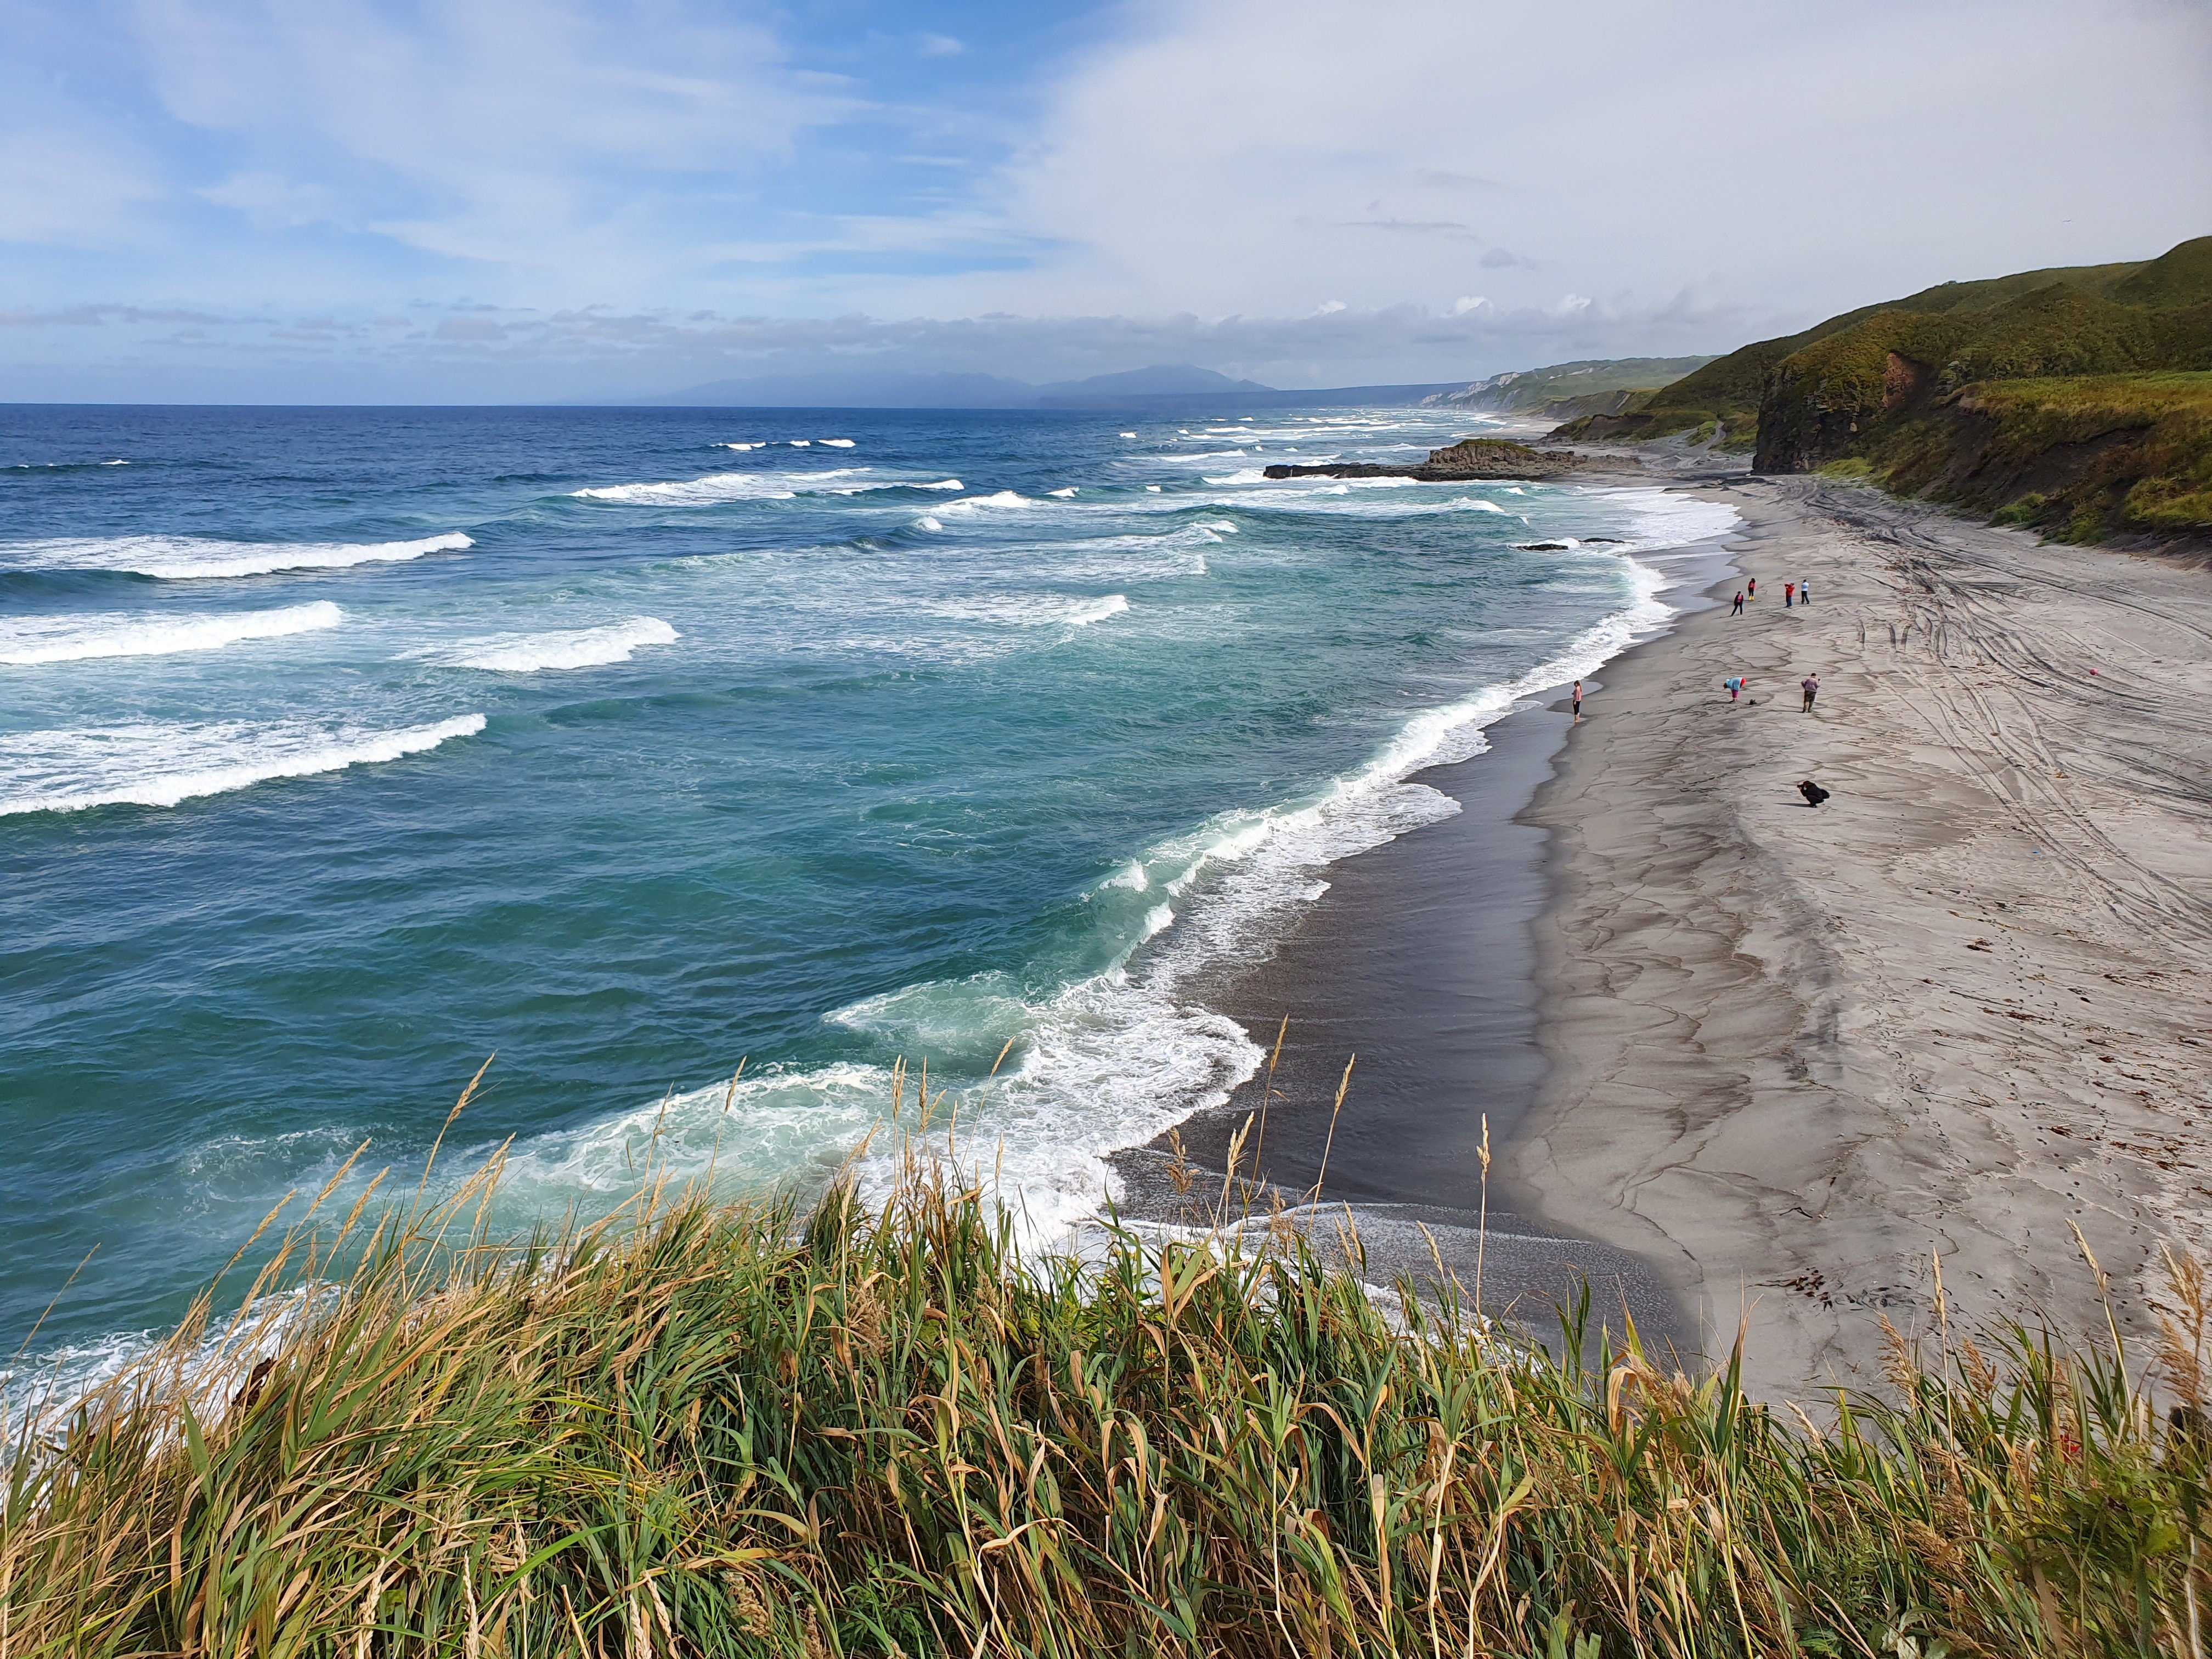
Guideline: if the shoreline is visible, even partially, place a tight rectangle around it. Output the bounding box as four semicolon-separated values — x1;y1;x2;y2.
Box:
1121;449;2212;1400
1111;461;1739;1355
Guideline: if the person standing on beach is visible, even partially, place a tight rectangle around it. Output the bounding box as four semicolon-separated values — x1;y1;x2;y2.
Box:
1732;590;1745;615
1785;582;1795;608
1572;679;1583;723
1799;578;1811;605
1802;673;1818;713
1747;578;1757;601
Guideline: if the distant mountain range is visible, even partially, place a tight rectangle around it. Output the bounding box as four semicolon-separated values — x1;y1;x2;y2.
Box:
625;363;1471;410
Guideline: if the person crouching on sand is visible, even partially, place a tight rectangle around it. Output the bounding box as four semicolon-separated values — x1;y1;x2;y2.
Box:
1725;675;1747;702
1802;673;1818;713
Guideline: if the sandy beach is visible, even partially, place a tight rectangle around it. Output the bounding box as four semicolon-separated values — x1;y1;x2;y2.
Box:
1521;459;2212;1397
1122;452;2212;1401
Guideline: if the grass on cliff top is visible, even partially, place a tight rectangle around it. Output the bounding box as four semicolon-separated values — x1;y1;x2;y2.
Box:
1554;235;2212;447
1865;370;2212;538
5;1088;2212;1658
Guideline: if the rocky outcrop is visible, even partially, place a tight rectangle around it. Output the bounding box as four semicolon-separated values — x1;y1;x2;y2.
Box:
1263;437;1589;483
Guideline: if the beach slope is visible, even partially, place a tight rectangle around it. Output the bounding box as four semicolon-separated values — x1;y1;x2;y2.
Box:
1521;466;2212;1396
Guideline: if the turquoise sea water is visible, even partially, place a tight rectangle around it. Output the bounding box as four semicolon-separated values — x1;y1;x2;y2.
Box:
0;403;1733;1382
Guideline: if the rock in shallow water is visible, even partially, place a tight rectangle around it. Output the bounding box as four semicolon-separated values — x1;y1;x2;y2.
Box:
1263;436;1590;483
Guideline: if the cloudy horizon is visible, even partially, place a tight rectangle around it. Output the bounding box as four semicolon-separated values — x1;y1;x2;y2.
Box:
4;0;2208;404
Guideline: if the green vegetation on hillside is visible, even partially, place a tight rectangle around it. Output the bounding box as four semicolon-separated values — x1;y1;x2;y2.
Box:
5;1143;2209;1657
1429;356;1713;421
1557;237;2212;537
1556;250;2196;450
1850;371;2212;540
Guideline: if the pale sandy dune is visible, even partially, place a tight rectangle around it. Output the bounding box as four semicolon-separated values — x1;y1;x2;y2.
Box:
1519;460;2212;1400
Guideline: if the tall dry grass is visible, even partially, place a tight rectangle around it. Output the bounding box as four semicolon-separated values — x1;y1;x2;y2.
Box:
3;1082;2208;1657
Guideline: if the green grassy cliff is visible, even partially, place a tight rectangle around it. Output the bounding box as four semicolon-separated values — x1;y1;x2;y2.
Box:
1846;371;2212;541
1556;237;2212;539
1427;356;1713;421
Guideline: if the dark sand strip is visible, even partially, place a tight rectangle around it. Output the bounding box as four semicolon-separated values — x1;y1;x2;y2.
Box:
1112;475;1735;1355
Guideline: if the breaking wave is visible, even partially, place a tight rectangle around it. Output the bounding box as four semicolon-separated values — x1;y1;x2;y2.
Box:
434;616;679;673
1;533;471;580
472;496;1737;1239
0;715;487;817
0;601;342;666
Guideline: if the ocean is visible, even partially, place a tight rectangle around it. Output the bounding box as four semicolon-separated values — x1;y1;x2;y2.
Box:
0;402;1734;1386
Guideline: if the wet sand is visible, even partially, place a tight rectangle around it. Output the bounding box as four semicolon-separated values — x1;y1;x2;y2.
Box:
1111;477;1730;1353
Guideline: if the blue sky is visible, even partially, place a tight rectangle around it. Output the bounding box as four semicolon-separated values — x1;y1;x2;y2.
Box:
4;0;2208;402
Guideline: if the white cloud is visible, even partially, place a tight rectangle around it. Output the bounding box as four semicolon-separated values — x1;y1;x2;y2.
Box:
4;0;2208;396
0;128;163;248
963;0;2212;327
131;0;851;284
0;290;1773;402
198;171;342;231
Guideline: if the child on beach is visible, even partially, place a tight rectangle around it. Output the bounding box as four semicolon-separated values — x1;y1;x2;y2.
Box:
1725;676;1747;702
1747;578;1757;601
1731;590;1745;615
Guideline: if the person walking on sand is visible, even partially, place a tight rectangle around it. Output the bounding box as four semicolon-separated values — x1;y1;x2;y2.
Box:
1802;672;1818;713
1731;589;1745;616
1799;578;1811;605
1785;582;1795;608
1572;679;1583;723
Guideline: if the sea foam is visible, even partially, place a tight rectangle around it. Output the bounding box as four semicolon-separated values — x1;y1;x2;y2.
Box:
2;533;471;580
921;593;1130;630
0;601;342;666
436;616;678;673
939;490;1036;512
567;469;954;507
0;714;486;817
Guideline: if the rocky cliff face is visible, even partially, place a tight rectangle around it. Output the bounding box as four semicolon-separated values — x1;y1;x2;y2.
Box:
1753;366;1876;472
